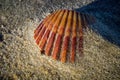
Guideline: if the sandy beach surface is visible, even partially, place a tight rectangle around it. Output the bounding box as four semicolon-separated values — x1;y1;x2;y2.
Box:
0;0;120;80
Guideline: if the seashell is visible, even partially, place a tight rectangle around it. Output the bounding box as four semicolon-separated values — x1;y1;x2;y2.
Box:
34;9;94;63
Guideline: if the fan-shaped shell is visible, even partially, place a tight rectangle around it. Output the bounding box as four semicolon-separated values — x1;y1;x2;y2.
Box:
34;9;94;63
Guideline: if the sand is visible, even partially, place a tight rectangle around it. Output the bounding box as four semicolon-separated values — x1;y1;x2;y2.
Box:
0;0;120;80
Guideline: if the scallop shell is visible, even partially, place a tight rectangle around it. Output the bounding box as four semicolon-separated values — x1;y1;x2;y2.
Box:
34;9;94;63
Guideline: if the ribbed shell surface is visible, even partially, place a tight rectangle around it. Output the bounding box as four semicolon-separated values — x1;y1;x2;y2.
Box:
34;9;87;63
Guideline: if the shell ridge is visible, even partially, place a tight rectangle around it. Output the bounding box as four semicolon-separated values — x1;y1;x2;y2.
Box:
52;10;69;60
35;11;60;45
60;10;73;62
70;11;77;62
34;22;43;39
34;11;57;38
35;26;46;44
57;10;69;60
78;13;83;57
45;10;65;56
34;14;50;34
38;10;61;50
45;32;55;56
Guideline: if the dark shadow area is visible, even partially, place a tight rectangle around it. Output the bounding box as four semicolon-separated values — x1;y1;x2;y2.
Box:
75;0;120;46
0;33;3;42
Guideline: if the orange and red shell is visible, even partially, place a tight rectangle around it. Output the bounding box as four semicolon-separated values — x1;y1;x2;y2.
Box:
34;9;86;63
